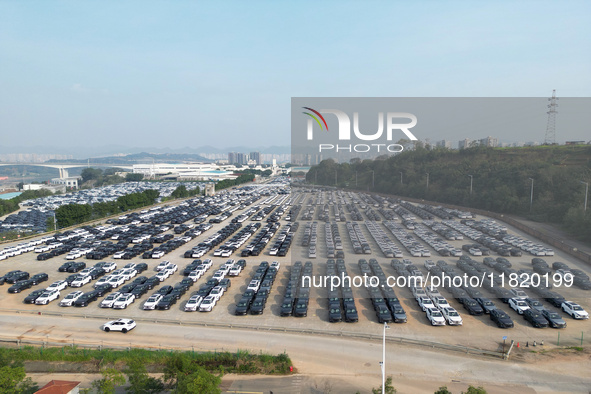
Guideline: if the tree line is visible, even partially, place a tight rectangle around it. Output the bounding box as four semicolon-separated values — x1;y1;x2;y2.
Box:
0;189;56;217
306;145;591;243
55;189;160;228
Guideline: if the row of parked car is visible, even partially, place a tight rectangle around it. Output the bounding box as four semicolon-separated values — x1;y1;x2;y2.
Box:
235;261;279;315
326;260;358;323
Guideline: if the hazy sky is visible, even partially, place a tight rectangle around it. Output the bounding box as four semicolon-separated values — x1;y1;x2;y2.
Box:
1;1;590;151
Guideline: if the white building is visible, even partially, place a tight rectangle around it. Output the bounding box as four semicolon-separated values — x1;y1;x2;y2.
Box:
132;163;237;181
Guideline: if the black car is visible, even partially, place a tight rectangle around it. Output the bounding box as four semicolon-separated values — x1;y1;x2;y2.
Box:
157;294;177;310
37;253;52;261
462;298;484;315
235;297;251;315
328;306;342;323
58;262;75;272
24;289;46;304
170;286;187;300
120;283;137;294
541;309;567;328
490;309;514;328
134;263;148;274
294;298;309;317
89;268;106;280
132;276;149;285
5;271;29;284
344;304;359;322
131;284;149;298
523;309;549;328
250;297;266;315
65;274;79;286
30;273;49;285
74;291;99;307
179;278;194;289
144;276;160;289
544;292;566;308
376;304;394;323
157;285;174;296
67;262;86;273
218;278;231;290
94;283;113;297
280;299;294;317
8;280;34;293
391;306;407;323
475;297;497;314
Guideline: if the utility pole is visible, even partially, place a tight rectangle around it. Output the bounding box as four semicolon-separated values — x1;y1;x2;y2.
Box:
380;323;390;394
528;178;534;212
371;171;375;189
468;174;473;195
426;172;429;190
580;181;589;212
355;171;358;187
399;172;403;185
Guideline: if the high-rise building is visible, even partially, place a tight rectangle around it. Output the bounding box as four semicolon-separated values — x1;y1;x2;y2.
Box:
228;152;236;164
479;136;498;147
436;140;451;149
458;139;471;149
249;151;261;165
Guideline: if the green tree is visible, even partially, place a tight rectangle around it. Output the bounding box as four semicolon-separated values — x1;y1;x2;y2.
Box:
175;367;221;394
81;167;103;183
171;185;189;199
462;386;487;394
435;386;453;394
372;376;396;394
125;360;165;394
0;366;38;393
91;368;125;394
126;173;144;182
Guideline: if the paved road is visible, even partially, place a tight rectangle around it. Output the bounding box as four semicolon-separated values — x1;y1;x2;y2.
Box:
1;313;590;393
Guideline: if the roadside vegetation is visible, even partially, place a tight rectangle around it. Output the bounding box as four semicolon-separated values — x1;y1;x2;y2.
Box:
0;346;292;393
307;145;591;243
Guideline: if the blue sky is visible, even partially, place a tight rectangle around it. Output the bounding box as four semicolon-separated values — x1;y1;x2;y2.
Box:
1;1;589;151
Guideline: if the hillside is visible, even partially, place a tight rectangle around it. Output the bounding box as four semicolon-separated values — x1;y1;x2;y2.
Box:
307;145;591;242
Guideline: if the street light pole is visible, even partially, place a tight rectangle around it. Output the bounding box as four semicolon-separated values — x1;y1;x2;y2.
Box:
399;172;403;185
468;175;473;196
335;170;337;186
528;178;534;212
371;171;375;189
355;171;358;187
381;322;390;394
426;172;429;190
580;181;589;212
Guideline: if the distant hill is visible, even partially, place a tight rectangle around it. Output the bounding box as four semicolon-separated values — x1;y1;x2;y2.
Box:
47;152;213;164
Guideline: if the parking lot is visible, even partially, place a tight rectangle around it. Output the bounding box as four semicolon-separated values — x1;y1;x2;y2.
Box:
0;185;590;351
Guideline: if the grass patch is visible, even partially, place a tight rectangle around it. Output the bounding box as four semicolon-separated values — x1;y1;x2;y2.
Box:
0;346;292;374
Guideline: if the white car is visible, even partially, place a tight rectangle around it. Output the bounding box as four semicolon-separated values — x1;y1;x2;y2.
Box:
71;275;92;288
155;271;170;282
108;275;125;288
120;269;137;281
35;289;60;305
152;251;165;259
113;251;126;259
509;298;530;314
155;261;171;271
247;280;260;292
102;318;136;333
212;271;226;281
100;292;122;308
432;296;450;309
426;307;446;326
510;288;528;299
123;263;138;270
209;286;225;301
270;261;280;270
113;293;135;309
418;296;435;312
59;291;84;307
47;280;68;292
199;295;217;312
228;264;242;276
184;295;204;311
79;267;95;277
188;270;202;282
167;263;178;273
143;294;163;310
94;276;113;288
201;259;213;269
441;307;463;326
561;301;589;320
100;262;117;272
